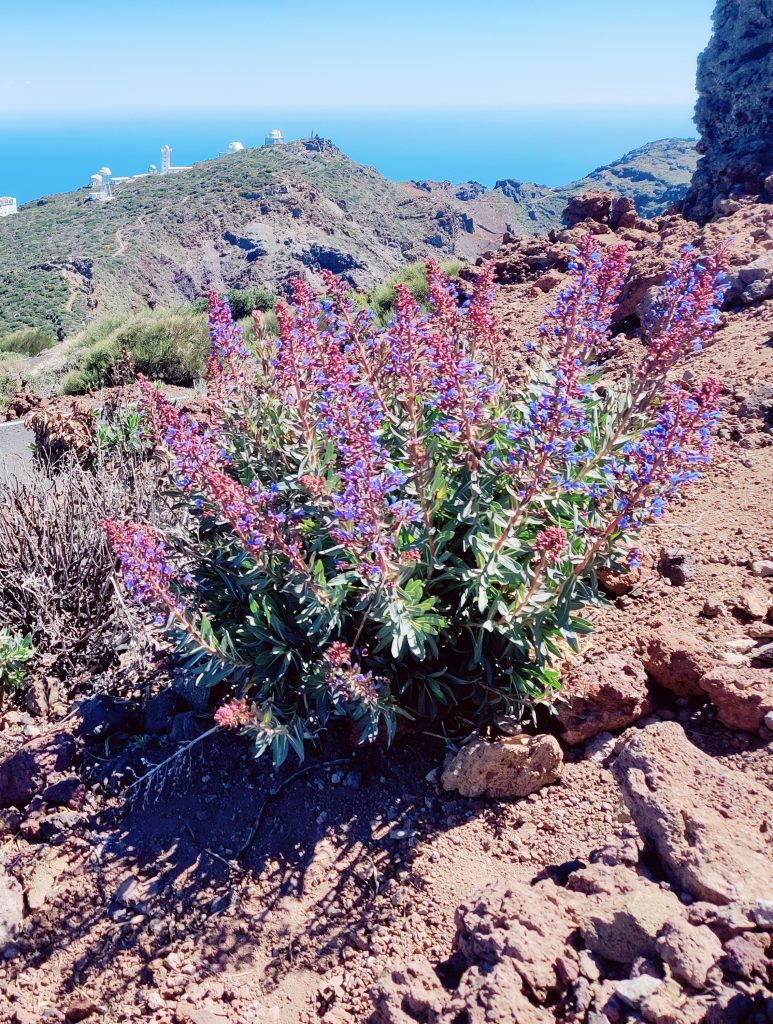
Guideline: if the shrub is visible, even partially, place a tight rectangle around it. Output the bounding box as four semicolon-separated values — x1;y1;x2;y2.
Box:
103;240;727;765
368;259;465;326
61;309;209;394
192;287;276;320
0;326;55;357
0;455;167;680
0;628;34;710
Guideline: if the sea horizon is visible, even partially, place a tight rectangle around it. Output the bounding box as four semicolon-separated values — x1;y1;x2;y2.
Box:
0;106;697;205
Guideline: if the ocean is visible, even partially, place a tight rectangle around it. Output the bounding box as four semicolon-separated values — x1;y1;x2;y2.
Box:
0;107;697;205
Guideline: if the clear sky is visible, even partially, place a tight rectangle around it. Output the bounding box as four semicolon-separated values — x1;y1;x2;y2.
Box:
1;0;715;114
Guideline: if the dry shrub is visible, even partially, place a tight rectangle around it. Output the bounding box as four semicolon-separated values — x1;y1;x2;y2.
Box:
0;455;167;680
25;404;96;468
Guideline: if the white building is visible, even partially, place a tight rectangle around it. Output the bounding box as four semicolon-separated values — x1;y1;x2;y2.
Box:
86;169;114;203
160;145;191;175
264;129;285;147
221;141;245;156
0;197;18;217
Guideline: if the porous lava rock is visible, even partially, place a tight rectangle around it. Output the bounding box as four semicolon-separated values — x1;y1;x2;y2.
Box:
641;625;714;696
656;918;723;989
612;722;773;904
699;665;773;731
453;880;580;1002
441;734;562;798
566;863;683;964
556;653;652;745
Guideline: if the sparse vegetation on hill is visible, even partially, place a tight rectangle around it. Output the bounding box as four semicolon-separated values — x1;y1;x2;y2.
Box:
0;138;697;342
366;258;465;325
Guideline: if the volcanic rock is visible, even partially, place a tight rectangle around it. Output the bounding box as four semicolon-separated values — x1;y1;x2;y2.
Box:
567;863;683;963
441;734;562;798
612;722;773;904
656;918;723;989
683;0;773;221
453;880;579;1001
658;548;696;586
698;666;773;731
641;626;714;696
556;653;652;744
0;732;77;809
0;867;23;951
370;957;446;1024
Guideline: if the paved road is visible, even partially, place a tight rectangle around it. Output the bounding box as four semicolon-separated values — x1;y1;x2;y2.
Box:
0;421;35;480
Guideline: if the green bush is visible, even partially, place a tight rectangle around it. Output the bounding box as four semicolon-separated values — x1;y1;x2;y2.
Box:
0;628;34;710
192;287;276;320
61;309;209;394
103;241;726;765
0;327;55;357
367;259;465;325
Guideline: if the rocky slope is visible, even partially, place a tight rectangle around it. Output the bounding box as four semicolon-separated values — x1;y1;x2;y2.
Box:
683;0;773;221
0;193;771;1024
0;138;696;338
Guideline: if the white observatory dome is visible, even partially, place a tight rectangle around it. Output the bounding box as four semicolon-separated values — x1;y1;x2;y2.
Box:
99;167;112;177
227;141;245;153
269;130;282;140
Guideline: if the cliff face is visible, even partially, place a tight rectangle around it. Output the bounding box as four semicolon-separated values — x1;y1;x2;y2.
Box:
683;0;773;221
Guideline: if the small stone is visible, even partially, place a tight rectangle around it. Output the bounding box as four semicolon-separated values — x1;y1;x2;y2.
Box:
146;993;165;1012
752;899;773;928
441;734;562;798
699;666;773;732
702;595;725;618
64;999;98;1022
733;587;771;621
659;548;695;586
724;637;756;654
0;868;24;950
751;559;773;578
615;975;663;1009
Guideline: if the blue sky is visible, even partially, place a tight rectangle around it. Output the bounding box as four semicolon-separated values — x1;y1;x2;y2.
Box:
1;0;715;113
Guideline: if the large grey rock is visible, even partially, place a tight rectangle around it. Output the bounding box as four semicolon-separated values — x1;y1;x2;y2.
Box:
613;722;773;904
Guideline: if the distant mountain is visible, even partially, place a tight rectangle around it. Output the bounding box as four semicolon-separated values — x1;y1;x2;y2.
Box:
0;137;697;337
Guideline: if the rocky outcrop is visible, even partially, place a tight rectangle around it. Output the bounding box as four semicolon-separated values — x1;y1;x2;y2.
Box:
683;0;773;221
612;722;773;904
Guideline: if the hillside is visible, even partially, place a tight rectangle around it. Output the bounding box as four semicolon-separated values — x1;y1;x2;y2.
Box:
0;137;696;337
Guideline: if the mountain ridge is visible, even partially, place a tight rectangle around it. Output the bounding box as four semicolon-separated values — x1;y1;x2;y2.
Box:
0;137;697;337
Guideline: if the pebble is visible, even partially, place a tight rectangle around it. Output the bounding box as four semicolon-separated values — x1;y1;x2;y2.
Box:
704;593;728;614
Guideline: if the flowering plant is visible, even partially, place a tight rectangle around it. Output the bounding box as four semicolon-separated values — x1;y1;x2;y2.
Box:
103;239;727;763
